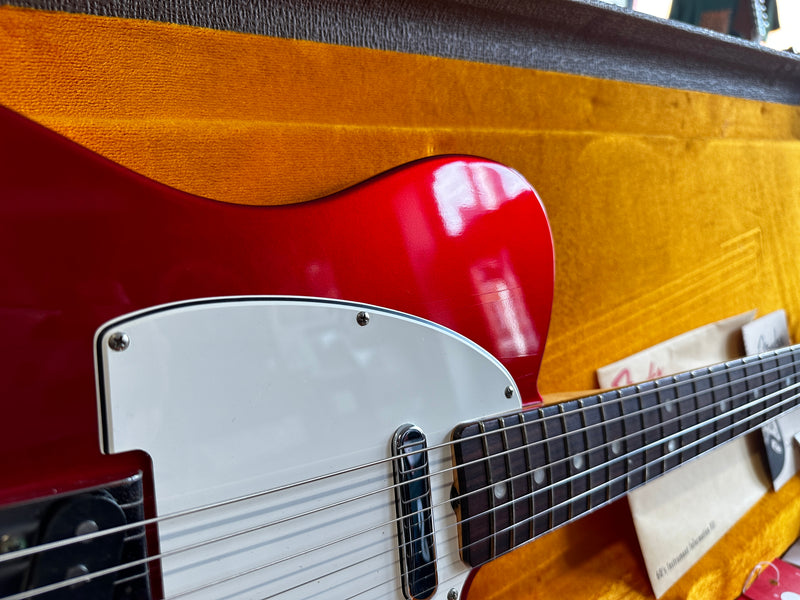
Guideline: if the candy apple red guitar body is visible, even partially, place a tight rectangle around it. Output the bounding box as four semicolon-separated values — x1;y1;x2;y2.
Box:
0;106;554;598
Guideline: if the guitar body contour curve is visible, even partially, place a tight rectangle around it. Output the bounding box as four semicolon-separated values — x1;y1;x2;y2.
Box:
0;106;554;598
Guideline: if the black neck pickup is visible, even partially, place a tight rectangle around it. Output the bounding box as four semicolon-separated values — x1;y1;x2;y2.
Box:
451;345;800;567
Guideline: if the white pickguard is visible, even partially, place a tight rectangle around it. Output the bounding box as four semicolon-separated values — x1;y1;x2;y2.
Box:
96;297;520;600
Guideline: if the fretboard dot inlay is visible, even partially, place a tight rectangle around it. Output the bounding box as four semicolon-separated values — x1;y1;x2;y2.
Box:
493;483;507;500
667;439;678;452
572;455;585;470
533;469;545;484
611;441;622;455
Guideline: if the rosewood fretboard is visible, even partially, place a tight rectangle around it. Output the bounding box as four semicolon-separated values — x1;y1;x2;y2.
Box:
451;345;800;567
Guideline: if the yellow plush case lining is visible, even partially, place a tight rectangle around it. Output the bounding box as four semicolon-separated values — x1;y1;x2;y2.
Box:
2;6;800;599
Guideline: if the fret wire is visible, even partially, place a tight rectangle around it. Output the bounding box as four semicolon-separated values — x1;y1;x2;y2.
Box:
765;354;782;420
695;367;713;455
564;402;585;519
566;405;574;519
519;413;536;542
498;415;514;549
696;368;712;453
731;362;747;437
639;383;659;480
656;377;677;471
742;361;757;431
530;409;550;537
491;416;509;555
709;363;729;446
540;404;558;532
744;359;758;428
603;393;625;500
509;413;531;546
555;405;570;527
569;404;582;520
722;362;736;442
478;420;495;561
777;354;796;419
687;371;701;458
618;388;638;490
579;397;599;511
586;397;605;508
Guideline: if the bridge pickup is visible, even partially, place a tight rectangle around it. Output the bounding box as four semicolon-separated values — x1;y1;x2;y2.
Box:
0;475;150;600
392;424;437;600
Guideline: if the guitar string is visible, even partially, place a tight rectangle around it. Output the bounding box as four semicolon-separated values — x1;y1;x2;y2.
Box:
169;382;800;600
268;383;800;600
312;369;800;600
0;353;794;576
10;378;798;600
4;360;785;600
220;381;800;600
8;369;798;600
15;384;800;600
3;348;793;571
165;377;800;598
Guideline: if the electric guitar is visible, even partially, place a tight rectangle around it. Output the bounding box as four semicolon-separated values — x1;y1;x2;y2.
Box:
1;105;799;600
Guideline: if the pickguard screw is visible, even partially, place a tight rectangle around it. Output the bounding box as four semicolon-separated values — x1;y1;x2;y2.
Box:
356;311;370;326
505;386;514;398
447;589;459;600
108;332;130;352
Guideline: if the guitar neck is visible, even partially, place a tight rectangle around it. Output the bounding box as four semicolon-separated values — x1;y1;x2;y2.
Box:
452;344;800;566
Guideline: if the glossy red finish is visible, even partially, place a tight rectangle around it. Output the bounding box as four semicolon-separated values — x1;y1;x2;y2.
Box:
0;105;554;507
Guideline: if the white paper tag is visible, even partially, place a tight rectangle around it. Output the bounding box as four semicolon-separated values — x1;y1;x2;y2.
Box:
598;310;771;597
597;311;756;389
742;310;798;490
742;309;790;356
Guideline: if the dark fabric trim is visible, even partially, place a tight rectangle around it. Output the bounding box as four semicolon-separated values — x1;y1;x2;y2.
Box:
6;0;800;104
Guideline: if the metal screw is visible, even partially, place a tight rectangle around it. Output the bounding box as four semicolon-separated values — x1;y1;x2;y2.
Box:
108;332;130;352
447;589;459;600
505;386;514;398
75;520;99;539
356;311;370;327
66;564;89;588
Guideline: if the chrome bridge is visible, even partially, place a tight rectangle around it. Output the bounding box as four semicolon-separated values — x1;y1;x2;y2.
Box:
392;424;437;600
